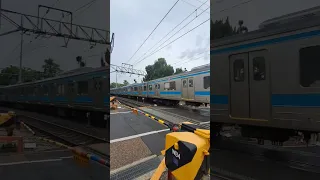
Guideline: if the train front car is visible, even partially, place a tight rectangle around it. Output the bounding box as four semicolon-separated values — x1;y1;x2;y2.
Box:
211;7;320;144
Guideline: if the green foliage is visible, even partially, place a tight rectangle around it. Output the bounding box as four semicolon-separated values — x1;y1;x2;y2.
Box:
110;80;130;88
211;17;248;40
143;58;174;82
0;66;43;85
142;58;188;82
42;58;62;78
174;68;187;75
123;80;129;86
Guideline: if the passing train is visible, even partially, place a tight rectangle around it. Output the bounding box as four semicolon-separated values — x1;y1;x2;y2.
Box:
0;67;109;128
211;6;320;143
111;64;210;106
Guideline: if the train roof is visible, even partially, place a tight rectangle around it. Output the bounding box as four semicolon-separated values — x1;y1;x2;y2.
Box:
111;64;210;90
212;6;320;49
0;66;108;88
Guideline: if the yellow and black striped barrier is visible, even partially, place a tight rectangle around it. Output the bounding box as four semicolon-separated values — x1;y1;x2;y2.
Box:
117;100;176;130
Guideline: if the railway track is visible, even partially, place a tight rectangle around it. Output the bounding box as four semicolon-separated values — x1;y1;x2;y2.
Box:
20;115;110;162
116;96;210;130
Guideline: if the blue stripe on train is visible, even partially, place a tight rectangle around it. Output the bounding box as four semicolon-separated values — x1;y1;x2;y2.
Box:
211;94;320;107
195;91;210;96
210;30;320;55
160;91;181;95
75;96;93;103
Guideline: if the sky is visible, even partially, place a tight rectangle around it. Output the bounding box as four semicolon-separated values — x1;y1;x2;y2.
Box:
110;0;210;84
0;0;109;75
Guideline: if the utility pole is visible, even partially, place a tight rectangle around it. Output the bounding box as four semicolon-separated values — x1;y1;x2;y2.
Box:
19;17;23;83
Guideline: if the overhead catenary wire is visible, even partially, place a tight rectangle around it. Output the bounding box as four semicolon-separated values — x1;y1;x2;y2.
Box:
134;6;210;66
125;0;181;64
180;0;210;14
172;49;208;65
134;0;253;67
134;18;209;66
132;0;209;65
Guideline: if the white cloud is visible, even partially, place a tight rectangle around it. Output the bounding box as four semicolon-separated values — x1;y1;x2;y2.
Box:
110;0;210;84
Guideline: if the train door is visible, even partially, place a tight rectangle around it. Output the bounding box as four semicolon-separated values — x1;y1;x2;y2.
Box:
229;50;270;120
188;78;195;100
93;77;104;108
154;84;158;97
67;81;76;104
182;79;188;99
138;86;142;96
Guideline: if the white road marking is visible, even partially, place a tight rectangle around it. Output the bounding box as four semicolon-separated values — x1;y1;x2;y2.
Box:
111;129;170;143
199;121;210;125
110;111;132;115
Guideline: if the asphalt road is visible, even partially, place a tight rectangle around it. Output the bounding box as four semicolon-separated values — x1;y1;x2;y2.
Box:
0;150;109;180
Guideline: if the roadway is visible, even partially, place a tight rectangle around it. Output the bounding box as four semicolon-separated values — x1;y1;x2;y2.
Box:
0;150;109;180
110;106;169;171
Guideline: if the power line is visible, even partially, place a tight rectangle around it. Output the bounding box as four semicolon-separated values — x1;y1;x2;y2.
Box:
125;0;180;64
134;5;209;66
134;18;209;66
177;51;209;66
181;0;210;14
132;0;208;65
172;49;208;65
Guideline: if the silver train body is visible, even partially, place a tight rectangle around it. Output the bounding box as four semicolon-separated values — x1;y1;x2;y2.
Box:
0;67;109;113
111;65;210;105
211;6;320;136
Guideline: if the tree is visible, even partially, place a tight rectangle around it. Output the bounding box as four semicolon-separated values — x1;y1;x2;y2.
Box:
76;56;86;67
42;58;62;78
211;17;248;40
174;68;184;74
143;58;174;82
0;66;43;85
123;80;129;86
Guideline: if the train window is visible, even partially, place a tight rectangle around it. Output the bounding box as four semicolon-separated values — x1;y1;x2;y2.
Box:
78;81;88;95
164;83;170;90
234;59;244;82
144;86;147;91
203;76;210;89
57;84;65;95
68;82;74;93
33;86;38;95
149;84;152;91
157;84;161;89
189;79;193;87
43;85;49;95
134;87;138;91
165;81;176;90
253;57;266;81
170;82;176;90
300;46;320;87
183;80;187;88
93;77;102;91
21;88;24;95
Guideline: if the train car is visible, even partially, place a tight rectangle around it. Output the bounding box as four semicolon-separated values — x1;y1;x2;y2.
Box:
0;67;109;128
211;6;320;143
112;64;210;106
